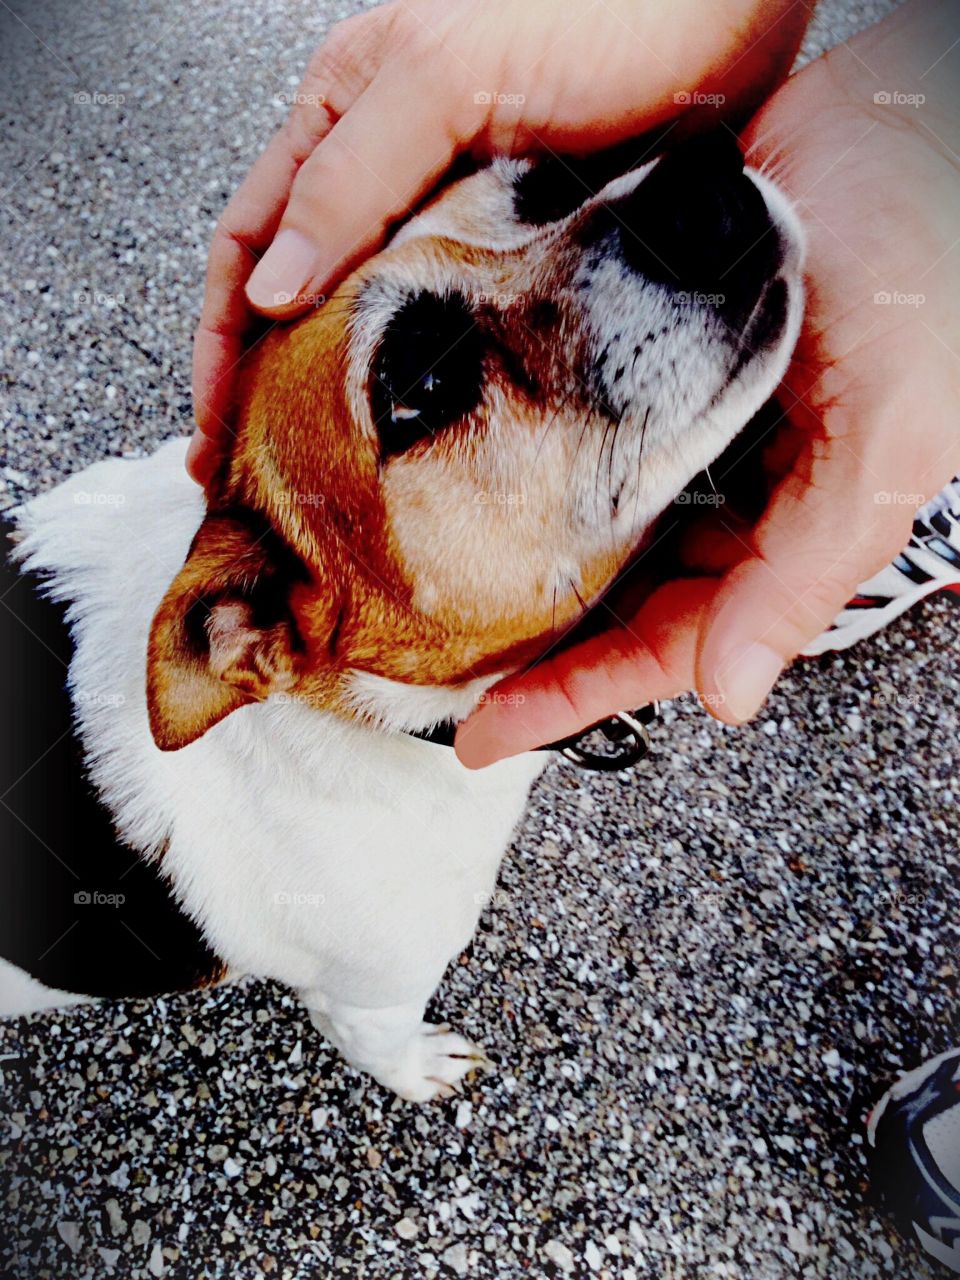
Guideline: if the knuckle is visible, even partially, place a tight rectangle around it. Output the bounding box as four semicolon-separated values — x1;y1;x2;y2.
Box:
309;14;365;72
307;8;391;87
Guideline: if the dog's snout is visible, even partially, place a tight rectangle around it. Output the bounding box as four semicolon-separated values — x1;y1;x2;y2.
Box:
612;134;782;309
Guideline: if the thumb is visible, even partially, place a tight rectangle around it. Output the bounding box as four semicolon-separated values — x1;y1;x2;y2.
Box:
244;61;471;316
695;454;913;724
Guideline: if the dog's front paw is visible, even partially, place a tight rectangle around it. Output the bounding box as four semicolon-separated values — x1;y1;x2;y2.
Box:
378;1023;491;1103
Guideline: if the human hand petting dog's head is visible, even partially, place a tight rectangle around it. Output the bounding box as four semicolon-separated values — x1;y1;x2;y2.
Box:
154;135;803;751
186;0;960;768
188;0;809;484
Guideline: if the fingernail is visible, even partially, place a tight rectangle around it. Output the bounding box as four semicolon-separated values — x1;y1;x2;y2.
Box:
714;643;783;722
454;714;514;770
246;229;320;311
185;431;221;489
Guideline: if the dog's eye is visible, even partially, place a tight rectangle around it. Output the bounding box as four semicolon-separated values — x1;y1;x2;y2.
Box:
371;291;486;458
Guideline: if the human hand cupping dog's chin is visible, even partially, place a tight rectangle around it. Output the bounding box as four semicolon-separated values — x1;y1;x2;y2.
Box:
188;0;808;482
456;0;960;767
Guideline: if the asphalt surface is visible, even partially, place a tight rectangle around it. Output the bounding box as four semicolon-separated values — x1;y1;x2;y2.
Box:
1;0;958;1278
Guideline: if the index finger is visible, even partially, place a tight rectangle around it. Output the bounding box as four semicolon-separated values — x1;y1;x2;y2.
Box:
190;10;391;466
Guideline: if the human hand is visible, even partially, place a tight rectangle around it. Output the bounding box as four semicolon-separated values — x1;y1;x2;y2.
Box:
455;0;960;767
188;0;808;483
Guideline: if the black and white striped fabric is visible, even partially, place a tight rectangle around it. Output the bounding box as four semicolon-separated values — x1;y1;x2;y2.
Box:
804;477;960;655
869;1047;960;1274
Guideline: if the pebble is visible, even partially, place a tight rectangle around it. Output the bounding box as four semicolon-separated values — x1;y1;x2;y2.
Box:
544;1240;576;1272
56;1222;82;1254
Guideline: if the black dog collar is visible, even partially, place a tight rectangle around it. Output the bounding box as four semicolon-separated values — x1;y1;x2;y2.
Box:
408;704;659;772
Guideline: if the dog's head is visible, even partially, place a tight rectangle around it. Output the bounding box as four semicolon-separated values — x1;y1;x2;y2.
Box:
148;132;804;749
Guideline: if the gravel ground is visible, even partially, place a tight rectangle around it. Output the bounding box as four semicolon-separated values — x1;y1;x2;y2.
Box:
2;1;958;1278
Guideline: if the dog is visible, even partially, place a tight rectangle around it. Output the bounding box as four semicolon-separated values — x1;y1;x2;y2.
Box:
0;132;804;1100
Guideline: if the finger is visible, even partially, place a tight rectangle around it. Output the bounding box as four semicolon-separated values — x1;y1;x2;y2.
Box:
185;427;231;488
455;579;718;769
695;443;915;725
245;55;470;315
191;9;390;450
676;512;754;574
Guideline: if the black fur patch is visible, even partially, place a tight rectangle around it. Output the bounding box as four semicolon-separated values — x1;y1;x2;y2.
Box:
0;522;227;1000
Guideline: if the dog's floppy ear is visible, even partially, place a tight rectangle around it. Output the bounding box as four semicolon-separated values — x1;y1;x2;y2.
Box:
147;509;308;751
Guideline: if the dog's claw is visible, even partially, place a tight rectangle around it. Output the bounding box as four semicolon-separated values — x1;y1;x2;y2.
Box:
426;1075;459;1097
380;1023;492;1102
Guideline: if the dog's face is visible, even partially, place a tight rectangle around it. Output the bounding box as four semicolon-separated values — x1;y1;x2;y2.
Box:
148;133;804;749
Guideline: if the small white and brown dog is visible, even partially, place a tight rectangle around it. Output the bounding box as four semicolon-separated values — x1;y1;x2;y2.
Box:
0;133;803;1100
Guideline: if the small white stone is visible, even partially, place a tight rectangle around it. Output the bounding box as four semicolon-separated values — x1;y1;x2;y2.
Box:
222;1157;243;1178
394;1217;418;1240
441;1243;469;1275
543;1240;575;1272
584;1239;603;1270
455;1100;472;1129
57;1221;82;1253
786;1227;810;1256
148;1242;165;1277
